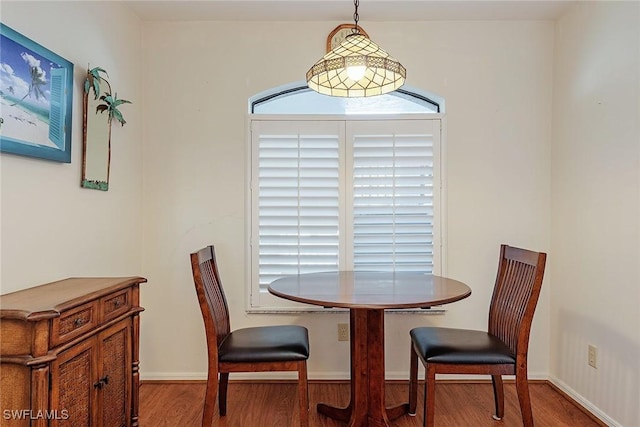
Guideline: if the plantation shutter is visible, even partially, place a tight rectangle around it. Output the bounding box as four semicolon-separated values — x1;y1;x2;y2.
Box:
252;120;344;299
347;120;438;272
48;67;66;149
250;117;441;309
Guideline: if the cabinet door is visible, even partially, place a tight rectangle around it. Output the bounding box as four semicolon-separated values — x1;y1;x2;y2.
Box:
50;337;98;426
98;320;132;427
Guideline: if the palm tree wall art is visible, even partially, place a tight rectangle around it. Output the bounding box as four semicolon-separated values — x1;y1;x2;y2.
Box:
81;66;132;191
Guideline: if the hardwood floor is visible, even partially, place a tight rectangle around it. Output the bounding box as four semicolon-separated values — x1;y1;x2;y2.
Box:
139;381;601;427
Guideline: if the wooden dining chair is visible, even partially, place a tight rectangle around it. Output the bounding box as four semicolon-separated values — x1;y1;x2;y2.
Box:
408;244;546;427
190;245;310;427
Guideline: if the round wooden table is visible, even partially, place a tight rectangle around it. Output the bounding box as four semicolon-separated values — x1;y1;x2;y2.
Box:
268;271;472;427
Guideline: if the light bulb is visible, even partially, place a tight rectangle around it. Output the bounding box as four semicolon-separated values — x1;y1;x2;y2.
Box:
346;65;366;81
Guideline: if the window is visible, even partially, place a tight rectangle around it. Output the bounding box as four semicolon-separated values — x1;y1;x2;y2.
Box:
249;117;443;310
251;83;441;115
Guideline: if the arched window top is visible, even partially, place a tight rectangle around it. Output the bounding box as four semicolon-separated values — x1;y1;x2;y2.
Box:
249;82;443;115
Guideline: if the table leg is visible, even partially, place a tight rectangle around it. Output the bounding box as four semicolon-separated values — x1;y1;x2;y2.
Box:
317;308;410;426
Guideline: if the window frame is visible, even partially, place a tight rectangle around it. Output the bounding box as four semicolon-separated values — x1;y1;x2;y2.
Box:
250;85;441;114
246;113;447;313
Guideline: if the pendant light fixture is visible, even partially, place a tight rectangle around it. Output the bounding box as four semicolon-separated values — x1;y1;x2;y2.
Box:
306;0;406;97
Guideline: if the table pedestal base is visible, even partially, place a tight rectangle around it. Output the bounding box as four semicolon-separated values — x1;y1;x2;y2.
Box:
317;309;410;427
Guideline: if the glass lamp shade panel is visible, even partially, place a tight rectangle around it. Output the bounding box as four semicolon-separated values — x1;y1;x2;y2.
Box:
306;33;406;97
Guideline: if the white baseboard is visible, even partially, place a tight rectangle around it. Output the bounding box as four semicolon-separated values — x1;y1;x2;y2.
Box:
140;371;548;382
141;372;208;381
141;371;350;381
548;375;617;427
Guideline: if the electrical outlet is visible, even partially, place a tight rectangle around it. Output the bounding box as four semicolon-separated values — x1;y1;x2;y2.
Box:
337;323;349;341
588;345;597;369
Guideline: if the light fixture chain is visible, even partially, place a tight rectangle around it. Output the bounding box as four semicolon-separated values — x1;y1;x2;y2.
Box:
353;0;360;34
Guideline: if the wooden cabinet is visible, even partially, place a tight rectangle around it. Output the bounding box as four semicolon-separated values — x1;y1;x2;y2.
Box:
0;277;146;427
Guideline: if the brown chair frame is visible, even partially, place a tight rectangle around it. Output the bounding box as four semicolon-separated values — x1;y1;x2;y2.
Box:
191;245;309;427
408;244;547;427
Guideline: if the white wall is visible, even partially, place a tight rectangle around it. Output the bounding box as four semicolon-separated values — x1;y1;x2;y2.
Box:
0;1;143;292
140;20;553;380
550;2;640;426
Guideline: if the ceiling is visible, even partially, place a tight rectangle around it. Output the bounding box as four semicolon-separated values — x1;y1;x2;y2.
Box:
124;0;575;22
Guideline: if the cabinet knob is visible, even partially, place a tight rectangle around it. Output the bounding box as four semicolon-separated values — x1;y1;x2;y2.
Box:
74;318;86;326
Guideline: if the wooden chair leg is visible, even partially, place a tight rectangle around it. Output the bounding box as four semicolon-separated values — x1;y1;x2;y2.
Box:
218;372;230;416
202;367;218;427
515;368;534;427
491;374;505;420
424;364;436;427
298;361;309;427
409;344;419;415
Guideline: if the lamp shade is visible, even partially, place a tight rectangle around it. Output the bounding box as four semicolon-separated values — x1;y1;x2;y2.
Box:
306;33;406;97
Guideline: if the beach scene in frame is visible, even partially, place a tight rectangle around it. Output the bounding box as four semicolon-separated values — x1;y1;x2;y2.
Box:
0;23;73;162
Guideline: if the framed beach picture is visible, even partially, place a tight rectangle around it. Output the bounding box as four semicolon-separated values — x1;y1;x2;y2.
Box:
0;23;73;162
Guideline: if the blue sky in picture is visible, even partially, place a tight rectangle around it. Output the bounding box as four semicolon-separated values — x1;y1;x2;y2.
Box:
0;33;56;120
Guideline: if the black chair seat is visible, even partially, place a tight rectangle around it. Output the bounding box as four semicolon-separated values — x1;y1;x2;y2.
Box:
219;325;310;363
410;327;515;365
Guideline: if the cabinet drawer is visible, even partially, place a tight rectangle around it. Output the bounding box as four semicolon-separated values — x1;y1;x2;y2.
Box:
51;302;98;346
101;289;131;322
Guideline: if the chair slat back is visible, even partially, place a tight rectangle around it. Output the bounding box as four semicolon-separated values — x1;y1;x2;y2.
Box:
488;245;546;358
191;245;231;349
